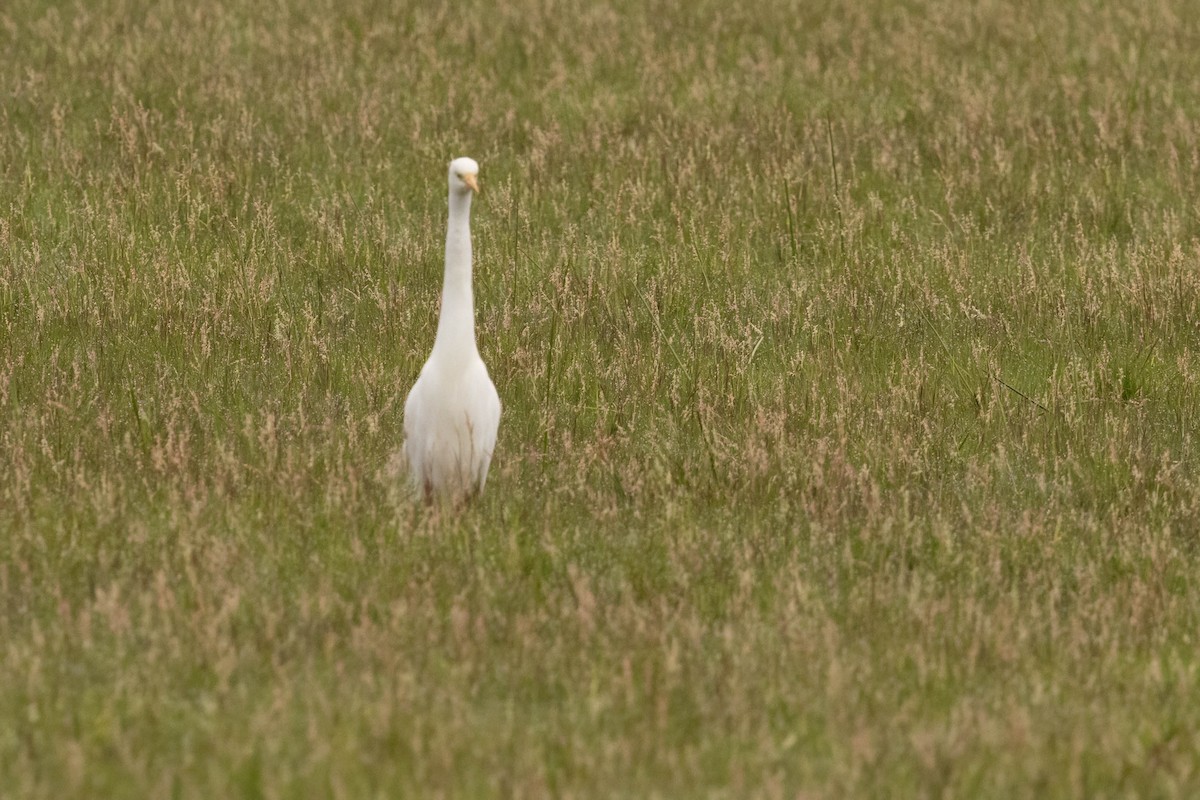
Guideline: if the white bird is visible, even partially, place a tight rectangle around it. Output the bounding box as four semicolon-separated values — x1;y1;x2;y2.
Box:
402;157;501;502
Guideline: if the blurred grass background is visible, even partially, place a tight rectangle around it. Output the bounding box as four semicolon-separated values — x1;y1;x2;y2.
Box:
3;0;1200;796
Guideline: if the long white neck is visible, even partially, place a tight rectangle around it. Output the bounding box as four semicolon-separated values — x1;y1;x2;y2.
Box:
431;190;478;363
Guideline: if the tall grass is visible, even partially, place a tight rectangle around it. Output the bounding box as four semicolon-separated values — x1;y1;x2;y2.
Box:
3;0;1200;796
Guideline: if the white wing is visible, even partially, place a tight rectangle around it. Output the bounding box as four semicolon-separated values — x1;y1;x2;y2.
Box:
466;360;502;491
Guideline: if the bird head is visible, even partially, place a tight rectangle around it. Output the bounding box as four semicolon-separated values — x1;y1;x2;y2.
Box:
449;157;480;194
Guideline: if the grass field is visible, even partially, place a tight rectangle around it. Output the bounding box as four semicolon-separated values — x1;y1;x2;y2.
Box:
4;0;1200;796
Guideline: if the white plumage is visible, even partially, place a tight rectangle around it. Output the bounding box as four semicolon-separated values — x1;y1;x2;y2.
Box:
402;157;501;501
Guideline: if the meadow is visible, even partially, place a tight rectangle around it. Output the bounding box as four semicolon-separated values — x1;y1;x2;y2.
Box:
3;0;1200;795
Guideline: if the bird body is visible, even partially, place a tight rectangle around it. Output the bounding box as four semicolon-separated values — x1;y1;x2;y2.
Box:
403;157;501;501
